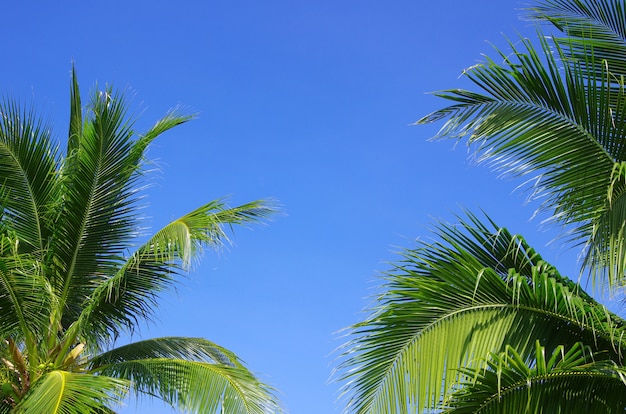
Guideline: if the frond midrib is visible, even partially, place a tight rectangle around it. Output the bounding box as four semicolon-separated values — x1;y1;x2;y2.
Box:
59;129;105;320
365;300;623;411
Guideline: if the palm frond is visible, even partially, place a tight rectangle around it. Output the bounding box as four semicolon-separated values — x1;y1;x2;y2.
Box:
0;98;60;253
447;341;626;413
0;234;50;341
54;84;143;327
91;338;280;414
71;199;277;344
148;198;278;269
68;65;82;152
14;371;128;414
336;213;626;413
530;0;626;76
416;24;626;286
89;337;245;368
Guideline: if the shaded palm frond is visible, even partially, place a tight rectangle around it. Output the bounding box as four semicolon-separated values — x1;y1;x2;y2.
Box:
89;337;244;368
0;234;50;341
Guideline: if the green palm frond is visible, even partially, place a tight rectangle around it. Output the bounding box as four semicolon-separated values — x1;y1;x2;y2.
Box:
0;99;60;253
72;199;277;344
530;0;626;76
91;338;280;414
89;337;245;368
336;214;625;413
447;341;626;413
0;234;50;340
14;371;128;414
147;198;277;269
68;65;82;152
130;106;195;164
416;17;626;286
55;76;198;331
55;84;143;327
0;69;281;413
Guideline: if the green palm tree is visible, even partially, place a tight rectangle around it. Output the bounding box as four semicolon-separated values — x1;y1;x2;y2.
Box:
337;0;626;412
0;69;281;413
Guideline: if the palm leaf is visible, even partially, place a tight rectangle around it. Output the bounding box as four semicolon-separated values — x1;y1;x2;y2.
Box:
0;99;60;253
447;341;626;413
14;371;128;414
529;0;626;77
55;81;195;331
336;214;626;413
416;22;626;287
71;199;277;345
0;234;51;351
91;338;280;414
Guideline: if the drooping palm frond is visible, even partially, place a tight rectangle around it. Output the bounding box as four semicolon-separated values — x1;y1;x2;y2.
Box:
336;213;626;413
91;338;280;414
416;16;626;287
446;341;626;413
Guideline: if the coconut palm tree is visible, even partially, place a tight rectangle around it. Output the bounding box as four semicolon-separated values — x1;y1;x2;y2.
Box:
336;0;626;412
0;69;281;413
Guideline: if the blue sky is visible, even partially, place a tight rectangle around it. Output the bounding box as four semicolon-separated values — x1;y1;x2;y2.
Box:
3;1;588;413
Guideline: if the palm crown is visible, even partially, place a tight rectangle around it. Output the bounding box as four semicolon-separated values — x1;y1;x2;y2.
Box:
0;69;281;413
337;0;626;412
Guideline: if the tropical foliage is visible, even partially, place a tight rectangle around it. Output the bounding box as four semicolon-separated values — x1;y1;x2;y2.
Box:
337;0;626;412
0;69;281;413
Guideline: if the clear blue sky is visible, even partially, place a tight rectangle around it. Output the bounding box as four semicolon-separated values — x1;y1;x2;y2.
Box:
3;1;586;413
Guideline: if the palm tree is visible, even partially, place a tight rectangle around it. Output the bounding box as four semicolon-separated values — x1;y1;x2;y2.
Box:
0;69;281;413
336;0;626;412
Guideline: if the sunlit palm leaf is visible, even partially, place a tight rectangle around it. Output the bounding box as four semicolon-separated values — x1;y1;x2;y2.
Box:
73;199;277;344
55;84;142;327
336;214;626;413
90;337;246;368
416;20;626;287
530;0;626;76
0;69;281;413
447;341;626;413
92;338;281;413
14;371;128;414
92;338;280;414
